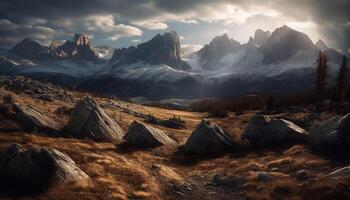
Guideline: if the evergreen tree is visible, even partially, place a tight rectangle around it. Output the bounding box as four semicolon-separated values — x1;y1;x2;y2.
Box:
266;95;274;110
315;51;329;99
337;55;348;100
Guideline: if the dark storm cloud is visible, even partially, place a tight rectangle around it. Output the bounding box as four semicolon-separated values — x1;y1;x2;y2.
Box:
0;0;349;50
0;0;160;22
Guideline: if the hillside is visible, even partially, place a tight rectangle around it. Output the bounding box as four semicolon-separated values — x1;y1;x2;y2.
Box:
0;76;349;200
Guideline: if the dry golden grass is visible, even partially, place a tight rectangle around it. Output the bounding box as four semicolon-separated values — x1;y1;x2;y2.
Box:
0;89;349;200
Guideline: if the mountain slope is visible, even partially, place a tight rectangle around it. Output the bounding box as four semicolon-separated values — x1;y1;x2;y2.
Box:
315;39;328;51
196;34;240;70
260;25;317;64
110;31;190;71
0;26;348;99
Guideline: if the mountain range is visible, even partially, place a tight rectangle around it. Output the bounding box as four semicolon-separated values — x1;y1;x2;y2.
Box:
0;26;348;99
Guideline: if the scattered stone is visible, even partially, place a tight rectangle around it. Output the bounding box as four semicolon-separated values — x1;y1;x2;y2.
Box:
184;119;236;154
285;106;311;113
309;113;350;150
242;114;308;146
37;94;54;101
0;76;77;103
212;174;244;188
327;166;350;178
295;169;309;181
267;158;293;169
0;144;89;195
270;168;280;172
256;171;273;182
67;97;124;141
13;103;61;136
257;185;264;192
124;121;176;148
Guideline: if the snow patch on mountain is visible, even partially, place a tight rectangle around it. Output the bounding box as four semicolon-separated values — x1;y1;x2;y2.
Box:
96;62;201;83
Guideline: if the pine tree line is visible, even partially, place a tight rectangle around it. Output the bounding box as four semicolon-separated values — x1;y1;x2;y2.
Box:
315;51;349;100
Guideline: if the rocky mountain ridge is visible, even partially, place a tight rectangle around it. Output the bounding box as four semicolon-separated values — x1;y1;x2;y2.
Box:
1;27;349;99
110;31;190;70
11;34;99;62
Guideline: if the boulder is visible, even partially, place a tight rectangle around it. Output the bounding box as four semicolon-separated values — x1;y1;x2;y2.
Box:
256;171;273;182
212;174;244;188
184;119;235;154
295;169;309;181
309;113;350;150
0;144;89;195
67;97;124;141
13;103;61;135
242;114;308;146
123;121;176;148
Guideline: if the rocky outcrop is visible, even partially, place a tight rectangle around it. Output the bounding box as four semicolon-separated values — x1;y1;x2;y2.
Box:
315;39;328;51
59;34;99;62
110;31;190;70
0;144;89;195
196;34;240;70
242;114;308;146
309;113;350;150
13;103;61;136
123;121;176;147
252;29;271;47
0;76;77;103
47;41;67;59
67;97;124;141
260;25;317;64
184;119;235;154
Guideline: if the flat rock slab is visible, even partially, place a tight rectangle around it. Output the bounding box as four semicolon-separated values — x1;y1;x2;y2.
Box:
124;121;176;148
184;119;236;154
13;103;61;135
309;113;350;150
327;166;350;178
243;114;308;146
67;97;124;142
0;144;89;195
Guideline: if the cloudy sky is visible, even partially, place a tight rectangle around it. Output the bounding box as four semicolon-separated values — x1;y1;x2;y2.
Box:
0;0;349;53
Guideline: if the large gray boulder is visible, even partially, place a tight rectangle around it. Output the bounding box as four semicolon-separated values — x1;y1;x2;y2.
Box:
309;113;350;150
184;119;236;154
0;144;89;195
242;114;308;146
123;121;176;148
13;103;61;136
67;97;124;141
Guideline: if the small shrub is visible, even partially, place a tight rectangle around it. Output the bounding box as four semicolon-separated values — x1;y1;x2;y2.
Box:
208;105;228;118
55;106;73;115
3;93;13;104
